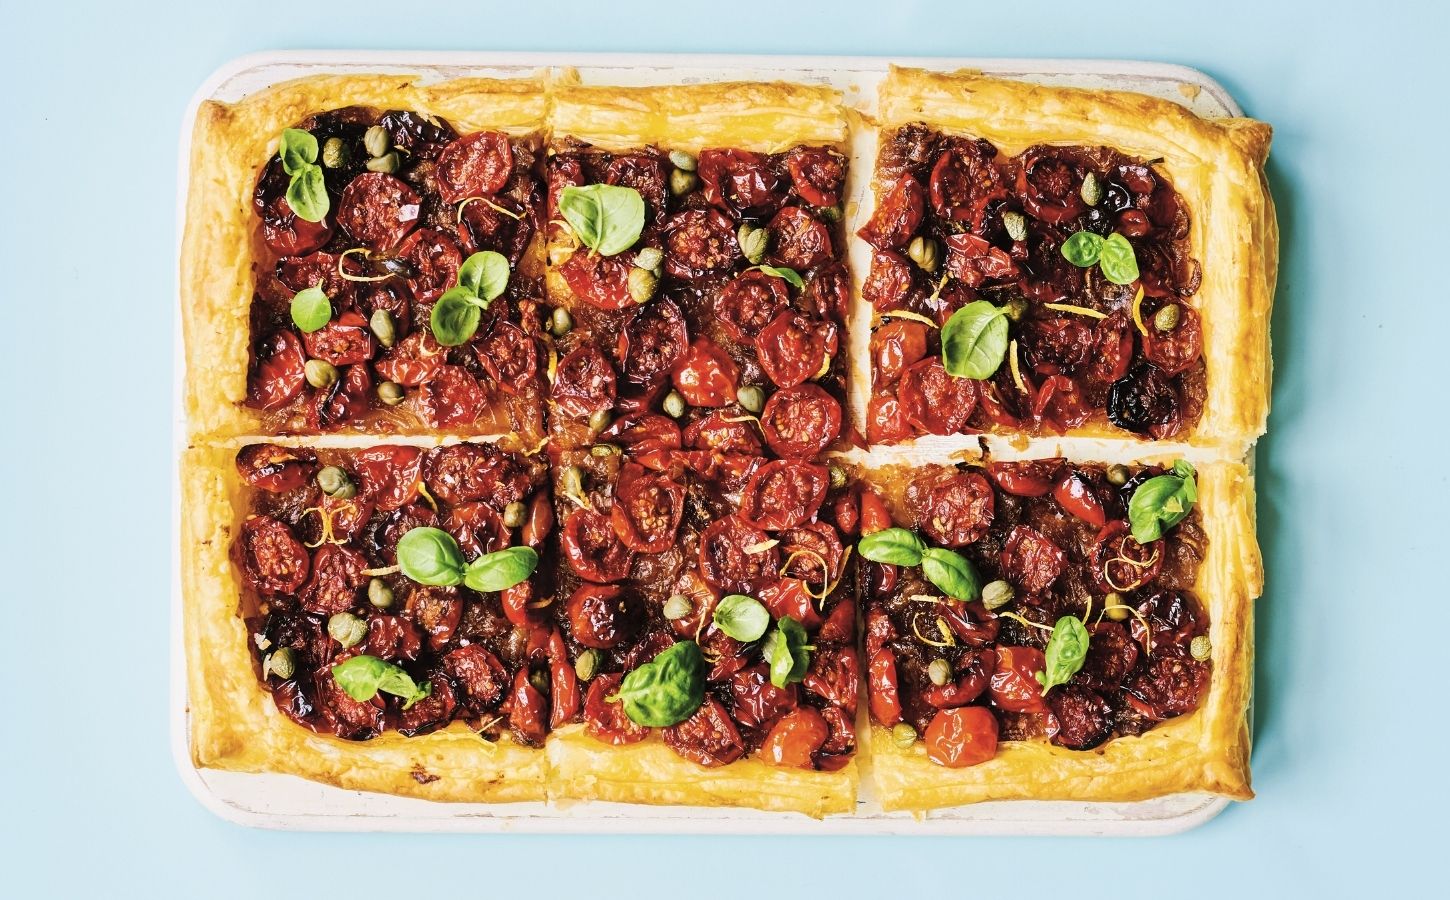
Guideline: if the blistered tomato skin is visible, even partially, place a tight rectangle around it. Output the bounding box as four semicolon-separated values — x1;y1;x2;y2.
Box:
924;706;999;768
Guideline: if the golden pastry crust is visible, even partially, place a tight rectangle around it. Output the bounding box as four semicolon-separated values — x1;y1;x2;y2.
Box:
866;458;1260;811
869;67;1277;452
180;445;548;802
180;73;548;443
547;725;857;817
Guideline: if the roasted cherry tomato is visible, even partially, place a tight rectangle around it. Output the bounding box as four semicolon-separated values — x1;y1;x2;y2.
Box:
671;337;739;408
985;458;1062;498
1052;470;1107;526
760;707;830;770
924;706;999;768
989;646;1048;714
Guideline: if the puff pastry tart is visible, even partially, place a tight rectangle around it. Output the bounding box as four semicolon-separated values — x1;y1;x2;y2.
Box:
852;454;1258;810
181;74;551;444
859;67;1276;451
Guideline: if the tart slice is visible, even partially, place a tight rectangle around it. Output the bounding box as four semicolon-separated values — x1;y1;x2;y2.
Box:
182;74;551;443
857;67;1275;449
181;440;556;801
851;452;1259;810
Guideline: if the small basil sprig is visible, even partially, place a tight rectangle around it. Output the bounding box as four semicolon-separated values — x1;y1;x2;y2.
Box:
941;300;1009;380
1128;459;1198;543
751;264;805;291
331;655;432;709
1036;616;1090;695
713;594;770;642
762;616;812;688
559;184;645;256
290;286;331;333
1061;231;1139;285
612;640;705;726
396;527;538;592
430;251;511;346
857;528;981;601
278;128;329;223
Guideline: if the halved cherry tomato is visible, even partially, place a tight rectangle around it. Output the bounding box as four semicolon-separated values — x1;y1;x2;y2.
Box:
989;646;1048;713
1053;470;1107;526
859;487;892;534
867;648;903;726
671;337;738;407
924;706;999;767
760;707;830;770
584;673;649;745
985;458;1062;498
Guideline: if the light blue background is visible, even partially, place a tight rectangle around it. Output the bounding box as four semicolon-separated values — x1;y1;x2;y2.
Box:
3;1;1441;895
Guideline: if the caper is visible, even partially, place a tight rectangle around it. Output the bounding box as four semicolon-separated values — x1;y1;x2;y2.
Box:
663;390;686;419
628;266;659;304
737;223;768;265
502;501;527;529
669;168;698;196
735;384;765;414
1106;464;1130;486
316;465;356;499
1104;591;1129;621
1003;210;1029;242
634;246;664;275
891;722;918;748
1004;298;1029;323
377;381;405;406
663;594;694;621
981;579;1015;611
368;577;395;609
588;408;613;434
816;204;842;223
304;359;339;389
1154;303;1182;332
321;137;348;169
668;149;697;171
928;658;952;686
1190;634;1213;662
1080;171;1103;207
828;464;848;491
574;649;601;682
550;306;573;337
264;647;297;680
364;124;392;158
560;464;585;499
591;443;621;458
366;151;401;174
906;235;940;273
328;612;368;649
369;309;397;348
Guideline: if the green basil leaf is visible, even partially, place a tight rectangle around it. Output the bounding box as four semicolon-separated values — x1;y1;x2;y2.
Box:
941;300;1009;379
856;527;926;566
285;164;330;223
430;286;484;347
331;655;432;708
289;286;332;333
1127;463;1197;544
396;527;466;586
1060;230;1105;267
763;616;812;688
614;640;705;727
712;594;770;642
558;183;645;256
462;546;539;593
754;265;805;291
279;128;318;176
1035;616;1090;694
1097;232;1140;285
920;547;981;601
458;250;511;303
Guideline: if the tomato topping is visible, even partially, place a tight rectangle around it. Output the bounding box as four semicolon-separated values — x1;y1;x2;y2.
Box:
457;193;533;263
1129;590;1209;651
663;208;740;280
740;460;829;531
1032;374;1091;432
553;345;618;418
759;383;841;458
260;195;334;256
350;445;422;511
857;177;925;250
779;520;845;586
760;707;830;769
1047;685;1113;749
442;644;508;712
928;139;1007;230
1017;148;1086;224
727;665;800;730
235;444;316;492
802;261;850;322
786;146;845;207
1077;622;1140;691
611;299;685;388
499;581;539;629
715;270;789;346
862;250;916;311
943;232;1018;287
923;649;996;709
374;331;445;387
859;487;892;535
757;578;822;630
802;646;859;714
1083;312;1135;387
602;414;682;471
1053;470;1107;526
698;515;779;594
444;501;509;558
865;389;914;445
372;503;437;564
670;337;738;407
685;408;762;455
566;583;637;650
395;668;458;735
663;697;745;767
609;463;684;553
435;131;513;204
757;312;837;389
395;228;463;304
508;666;548;746
519;491;555;549
924;706;999;767
1124;644;1210;720
558;249;634;309
475;320;537;393
337;172;421;251
870;320;930;386
248;331;307;412
867;648;903;726
584;673;650;745
417;365;485;428
406;585;462;651
1142;302;1204;376
697;148;782;216
911;469;994;547
307;363;373;430
1108;363;1181;437
302;311;376;367
898;358;977;436
240;516;309;594
1000;525;1066;594
606;153;669;223
985;458;1061;498
1021;317;1095;375
422;441;535;509
989;646;1048;713
562;508;635;583
1090;519;1164;594
766;206;833;271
